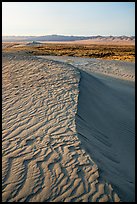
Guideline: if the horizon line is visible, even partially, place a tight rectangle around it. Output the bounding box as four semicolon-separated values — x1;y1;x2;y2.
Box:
2;34;135;37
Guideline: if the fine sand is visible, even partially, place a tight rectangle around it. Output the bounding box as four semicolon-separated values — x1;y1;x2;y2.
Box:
39;55;135;82
38;55;135;202
76;71;135;202
2;53;134;202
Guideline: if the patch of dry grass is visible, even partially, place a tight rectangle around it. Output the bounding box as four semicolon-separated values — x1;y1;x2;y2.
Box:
2;43;135;62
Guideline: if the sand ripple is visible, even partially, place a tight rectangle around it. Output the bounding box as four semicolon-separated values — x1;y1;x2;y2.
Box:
2;54;120;202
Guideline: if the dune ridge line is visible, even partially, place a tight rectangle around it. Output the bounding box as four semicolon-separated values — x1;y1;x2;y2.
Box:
2;53;121;202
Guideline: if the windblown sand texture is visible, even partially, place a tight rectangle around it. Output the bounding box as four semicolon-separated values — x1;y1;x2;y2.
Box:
76;71;135;202
35;55;135;202
2;53;121;202
39;55;135;82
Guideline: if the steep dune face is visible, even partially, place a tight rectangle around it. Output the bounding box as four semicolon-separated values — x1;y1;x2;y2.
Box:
76;70;135;202
2;54;120;202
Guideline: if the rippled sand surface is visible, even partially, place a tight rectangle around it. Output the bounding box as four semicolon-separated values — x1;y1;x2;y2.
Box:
2;55;122;202
2;53;122;202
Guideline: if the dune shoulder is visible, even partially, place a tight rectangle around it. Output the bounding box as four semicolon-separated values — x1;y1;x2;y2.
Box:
2;53;121;202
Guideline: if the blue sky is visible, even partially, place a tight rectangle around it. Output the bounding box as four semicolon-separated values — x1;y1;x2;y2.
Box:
2;2;135;36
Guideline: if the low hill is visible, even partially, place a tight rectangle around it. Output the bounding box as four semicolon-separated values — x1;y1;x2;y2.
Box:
2;34;135;44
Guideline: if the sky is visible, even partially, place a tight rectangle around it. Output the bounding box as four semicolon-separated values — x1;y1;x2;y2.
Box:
2;2;135;36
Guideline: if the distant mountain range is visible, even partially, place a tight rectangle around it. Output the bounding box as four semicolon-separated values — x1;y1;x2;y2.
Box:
2;34;135;42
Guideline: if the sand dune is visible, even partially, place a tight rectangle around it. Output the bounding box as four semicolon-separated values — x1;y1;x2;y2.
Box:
38;55;135;82
38;55;135;202
2;53;122;202
76;71;135;202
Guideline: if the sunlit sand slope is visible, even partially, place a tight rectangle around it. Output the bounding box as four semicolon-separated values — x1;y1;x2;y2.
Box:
2;54;120;202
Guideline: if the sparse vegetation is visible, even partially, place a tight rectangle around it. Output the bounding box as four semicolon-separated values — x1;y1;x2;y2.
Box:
3;43;135;62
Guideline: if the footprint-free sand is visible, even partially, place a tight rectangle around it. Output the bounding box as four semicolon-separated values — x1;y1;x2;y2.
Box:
2;53;134;202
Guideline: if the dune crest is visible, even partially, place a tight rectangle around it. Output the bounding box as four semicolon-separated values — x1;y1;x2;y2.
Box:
2;53;120;202
38;55;135;201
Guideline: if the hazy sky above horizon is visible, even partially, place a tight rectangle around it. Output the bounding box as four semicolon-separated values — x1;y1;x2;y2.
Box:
2;2;135;36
